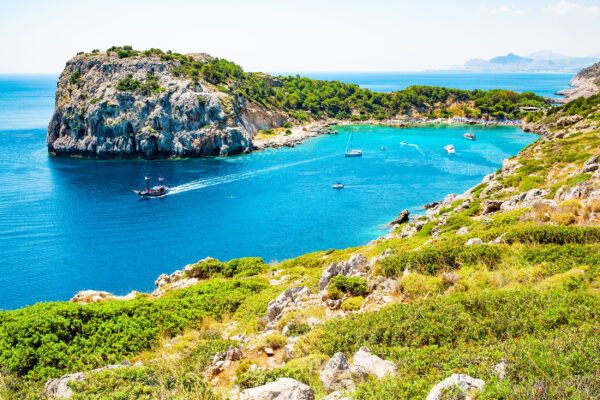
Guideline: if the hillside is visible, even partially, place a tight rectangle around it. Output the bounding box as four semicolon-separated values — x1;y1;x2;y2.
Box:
556;60;600;103
4;86;600;399
47;46;549;159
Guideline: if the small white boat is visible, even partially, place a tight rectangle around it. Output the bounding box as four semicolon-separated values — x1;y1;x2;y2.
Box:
444;144;456;154
345;133;362;157
332;182;345;189
381;146;386;150
463;132;476;140
400;141;408;145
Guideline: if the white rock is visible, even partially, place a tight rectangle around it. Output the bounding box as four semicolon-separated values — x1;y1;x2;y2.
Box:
493;361;508;380
266;286;312;322
240;378;315;400
352;347;397;379
318;254;368;294
320;353;368;393
425;374;485;400
465;238;483;246
456;226;469;236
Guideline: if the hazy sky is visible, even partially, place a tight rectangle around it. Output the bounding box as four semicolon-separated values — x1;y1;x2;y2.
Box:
1;0;599;73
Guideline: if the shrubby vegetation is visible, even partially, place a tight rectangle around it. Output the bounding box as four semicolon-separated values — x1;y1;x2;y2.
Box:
101;45;549;121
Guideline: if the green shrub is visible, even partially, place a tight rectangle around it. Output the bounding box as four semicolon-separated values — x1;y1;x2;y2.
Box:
286;322;311;336
69;71;81;85
398;274;443;298
258;333;288;350
506;226;600;245
223;257;268;278
116;74;142;91
328;276;369;298
341;296;365;311
379;244;501;277
0;279;267;381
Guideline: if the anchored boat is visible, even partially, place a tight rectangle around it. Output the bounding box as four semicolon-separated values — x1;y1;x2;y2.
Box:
444;144;456;154
345;132;362;157
463;132;476;140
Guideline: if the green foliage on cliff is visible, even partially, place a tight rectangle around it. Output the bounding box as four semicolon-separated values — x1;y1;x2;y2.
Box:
116;73;164;94
187;257;268;279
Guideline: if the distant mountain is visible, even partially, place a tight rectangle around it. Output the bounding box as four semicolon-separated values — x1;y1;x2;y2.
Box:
460;51;599;73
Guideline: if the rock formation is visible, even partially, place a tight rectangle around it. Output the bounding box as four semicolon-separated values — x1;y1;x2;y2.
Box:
556;60;600;103
239;378;315;400
47;51;286;158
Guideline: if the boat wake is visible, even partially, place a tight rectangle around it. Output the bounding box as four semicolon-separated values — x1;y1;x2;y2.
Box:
400;142;424;155
167;154;339;196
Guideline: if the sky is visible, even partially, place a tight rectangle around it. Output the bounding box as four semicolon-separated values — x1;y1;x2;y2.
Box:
0;0;599;73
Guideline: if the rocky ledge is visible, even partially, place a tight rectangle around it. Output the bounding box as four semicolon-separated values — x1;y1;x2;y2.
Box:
555;60;600;104
47;51;286;158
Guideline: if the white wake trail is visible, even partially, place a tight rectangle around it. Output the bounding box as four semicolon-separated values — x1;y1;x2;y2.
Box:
166;153;339;196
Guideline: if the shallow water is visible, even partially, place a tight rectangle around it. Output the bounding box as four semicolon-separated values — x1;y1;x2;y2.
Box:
0;75;540;310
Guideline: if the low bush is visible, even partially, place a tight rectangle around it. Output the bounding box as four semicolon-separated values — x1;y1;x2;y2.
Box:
328;276;369;299
506;226;600;245
397;273;443;298
340;296;365;311
286;322;311;336
379;244;501;277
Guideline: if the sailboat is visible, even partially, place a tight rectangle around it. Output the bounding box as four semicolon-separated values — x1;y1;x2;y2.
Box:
345;132;362;157
133;164;170;197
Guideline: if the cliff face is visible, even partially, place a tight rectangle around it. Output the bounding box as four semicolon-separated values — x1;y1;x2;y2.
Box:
556;60;600;103
46;52;286;158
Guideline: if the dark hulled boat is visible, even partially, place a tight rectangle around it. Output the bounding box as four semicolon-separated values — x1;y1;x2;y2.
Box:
134;167;169;197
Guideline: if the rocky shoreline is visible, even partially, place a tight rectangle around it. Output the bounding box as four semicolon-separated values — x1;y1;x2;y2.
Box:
554;60;600;104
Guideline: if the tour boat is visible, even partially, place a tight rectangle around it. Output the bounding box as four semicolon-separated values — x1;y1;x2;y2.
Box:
134;166;169;197
463;132;476;140
332;182;345;189
444;144;456;154
345;133;362;157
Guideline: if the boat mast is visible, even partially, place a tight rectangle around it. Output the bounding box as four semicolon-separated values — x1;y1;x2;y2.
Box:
144;163;149;192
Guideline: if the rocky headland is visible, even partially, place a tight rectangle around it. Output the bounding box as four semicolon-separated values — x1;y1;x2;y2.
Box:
47;50;286;158
555;60;600;103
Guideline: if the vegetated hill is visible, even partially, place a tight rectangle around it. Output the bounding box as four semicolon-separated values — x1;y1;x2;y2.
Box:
556;60;600;103
5;93;600;398
47;46;549;159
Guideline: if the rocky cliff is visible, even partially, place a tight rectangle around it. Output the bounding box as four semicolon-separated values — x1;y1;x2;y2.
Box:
46;51;287;158
556;60;600;103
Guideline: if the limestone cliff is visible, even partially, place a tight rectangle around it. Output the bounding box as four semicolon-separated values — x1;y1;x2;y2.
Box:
556;60;600;103
46;51;287;158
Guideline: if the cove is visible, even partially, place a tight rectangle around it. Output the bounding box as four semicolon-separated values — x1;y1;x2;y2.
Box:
0;124;537;310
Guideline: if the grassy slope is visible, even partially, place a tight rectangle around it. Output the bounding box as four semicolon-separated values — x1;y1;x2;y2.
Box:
2;98;600;399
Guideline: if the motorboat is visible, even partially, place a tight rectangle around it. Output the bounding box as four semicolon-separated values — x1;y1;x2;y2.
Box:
444;144;456;154
332;182;345;189
463;132;476;140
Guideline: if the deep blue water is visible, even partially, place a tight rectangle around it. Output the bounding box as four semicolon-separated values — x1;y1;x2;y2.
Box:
0;74;547;310
282;72;573;99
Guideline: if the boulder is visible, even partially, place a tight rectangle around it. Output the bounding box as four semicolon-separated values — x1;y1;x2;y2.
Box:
352;347;398;379
389;209;410;226
456;226;469;236
465;238;483;246
482;200;503;214
493;361;508;380
45;361;134;399
399;224;418;238
320;353;368;393
425;374;485;400
240;378;315;400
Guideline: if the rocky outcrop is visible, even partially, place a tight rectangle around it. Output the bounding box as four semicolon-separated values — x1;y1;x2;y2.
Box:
425;374;485;400
209;346;244;375
266;286;313;323
45;361;137;398
318;254;368;294
352;347;397;379
388;209;410;226
556;61;600;103
240;378;315;400
70;290;138;304
47;51;287;159
319;353;368;393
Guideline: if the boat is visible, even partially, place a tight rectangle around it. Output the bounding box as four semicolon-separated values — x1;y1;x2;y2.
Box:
332;182;345;189
444;144;456;154
463;132;476;140
345;132;362;157
134;165;169;197
400;141;407;145
381;146;386;150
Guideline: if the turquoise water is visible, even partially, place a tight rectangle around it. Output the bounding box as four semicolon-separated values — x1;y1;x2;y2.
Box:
0;75;542;310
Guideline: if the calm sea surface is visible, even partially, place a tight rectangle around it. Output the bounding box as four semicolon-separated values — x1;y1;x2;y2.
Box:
0;72;564;310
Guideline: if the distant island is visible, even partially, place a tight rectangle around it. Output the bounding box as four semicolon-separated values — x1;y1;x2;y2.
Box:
457;51;599;73
47;46;550;159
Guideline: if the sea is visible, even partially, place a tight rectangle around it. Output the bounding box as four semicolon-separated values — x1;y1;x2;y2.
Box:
0;72;569;310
